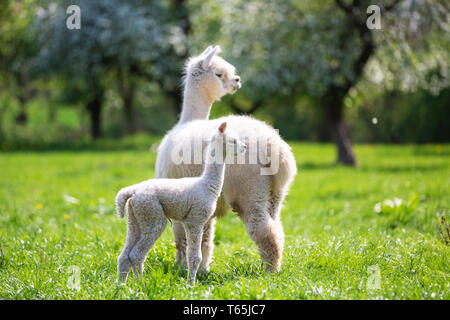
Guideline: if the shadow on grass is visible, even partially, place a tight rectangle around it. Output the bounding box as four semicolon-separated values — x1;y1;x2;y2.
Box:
298;162;338;171
196;262;265;285
360;163;447;173
148;259;265;285
412;147;450;157
315;190;371;200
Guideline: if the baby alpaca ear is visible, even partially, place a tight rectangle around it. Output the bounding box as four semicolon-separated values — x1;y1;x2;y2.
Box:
201;45;221;70
218;122;227;133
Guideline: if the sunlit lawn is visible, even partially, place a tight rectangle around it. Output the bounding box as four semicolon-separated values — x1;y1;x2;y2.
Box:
0;142;449;299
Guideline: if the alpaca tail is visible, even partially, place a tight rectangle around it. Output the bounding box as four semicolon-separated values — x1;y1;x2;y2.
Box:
115;186;137;219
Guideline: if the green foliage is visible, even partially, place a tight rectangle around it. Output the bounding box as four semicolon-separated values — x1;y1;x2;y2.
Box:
188;0;450;146
373;0;450;93
33;0;185;102
0;0;41;109
373;194;419;227
191;0;449;99
0;0;39;75
0;90;177;148
348;86;450;143
0;1;449;143
374;195;419;215
0;143;448;299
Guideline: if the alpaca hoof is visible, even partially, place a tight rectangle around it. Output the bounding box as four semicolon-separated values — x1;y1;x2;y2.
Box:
175;260;188;270
198;267;210;274
118;273;128;283
187;277;197;285
264;262;280;273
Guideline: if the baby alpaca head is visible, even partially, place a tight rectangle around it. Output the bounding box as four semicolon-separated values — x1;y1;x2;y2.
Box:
211;122;247;157
184;46;241;101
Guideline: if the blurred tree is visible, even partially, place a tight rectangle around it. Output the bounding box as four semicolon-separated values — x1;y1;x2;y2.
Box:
164;0;191;114
192;0;449;165
34;0;187;138
0;0;40;125
349;84;450;143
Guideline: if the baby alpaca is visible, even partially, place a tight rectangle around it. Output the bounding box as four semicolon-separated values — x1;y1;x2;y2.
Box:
116;122;246;282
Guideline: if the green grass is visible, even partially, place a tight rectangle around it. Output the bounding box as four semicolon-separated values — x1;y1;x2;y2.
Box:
0;142;449;299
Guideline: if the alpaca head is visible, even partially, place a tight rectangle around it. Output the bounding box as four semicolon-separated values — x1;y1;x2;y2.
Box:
184;45;241;101
211;122;247;157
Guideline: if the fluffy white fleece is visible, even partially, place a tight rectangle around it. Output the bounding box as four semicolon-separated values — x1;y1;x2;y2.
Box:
155;46;297;272
116;122;246;282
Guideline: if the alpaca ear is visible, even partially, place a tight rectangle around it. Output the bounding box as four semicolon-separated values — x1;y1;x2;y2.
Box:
218;122;227;133
200;46;213;57
213;45;222;54
201;45;220;70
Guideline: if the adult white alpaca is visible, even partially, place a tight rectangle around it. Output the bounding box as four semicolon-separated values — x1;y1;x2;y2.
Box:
155;45;297;272
116;122;246;282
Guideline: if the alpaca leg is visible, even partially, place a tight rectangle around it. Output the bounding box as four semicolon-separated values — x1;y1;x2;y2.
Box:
128;209;167;278
173;221;187;268
199;217;216;272
184;224;204;283
270;188;288;221
118;210;141;282
240;203;285;272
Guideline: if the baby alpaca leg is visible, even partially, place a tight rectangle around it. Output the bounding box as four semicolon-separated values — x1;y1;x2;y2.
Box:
199;217;216;272
173;221;187;268
128;206;167;278
118;209;141;282
184;224;204;283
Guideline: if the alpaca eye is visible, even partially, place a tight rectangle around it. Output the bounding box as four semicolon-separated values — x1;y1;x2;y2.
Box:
215;73;222;78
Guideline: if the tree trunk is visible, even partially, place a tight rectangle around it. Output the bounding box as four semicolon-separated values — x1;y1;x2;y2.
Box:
15;98;28;125
118;69;138;135
15;75;30;125
330;116;357;166
123;94;137;135
324;0;392;166
322;91;357;166
45;91;56;122
86;91;103;139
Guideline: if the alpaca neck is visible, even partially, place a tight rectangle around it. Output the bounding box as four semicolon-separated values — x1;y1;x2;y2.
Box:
178;82;214;124
201;143;225;197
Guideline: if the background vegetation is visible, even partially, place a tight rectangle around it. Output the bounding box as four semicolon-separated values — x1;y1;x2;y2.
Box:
0;0;449;164
0;0;449;300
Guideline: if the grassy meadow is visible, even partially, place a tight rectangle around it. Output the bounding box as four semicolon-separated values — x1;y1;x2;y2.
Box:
0;141;449;299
